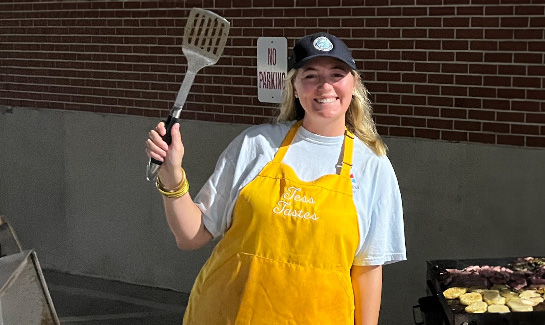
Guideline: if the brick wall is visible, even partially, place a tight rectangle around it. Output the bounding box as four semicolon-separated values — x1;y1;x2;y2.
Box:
1;0;544;147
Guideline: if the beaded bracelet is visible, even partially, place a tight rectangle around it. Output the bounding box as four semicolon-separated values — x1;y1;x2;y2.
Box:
155;168;189;198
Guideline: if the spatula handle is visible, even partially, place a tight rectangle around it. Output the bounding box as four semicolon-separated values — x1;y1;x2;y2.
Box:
146;115;182;181
173;70;196;117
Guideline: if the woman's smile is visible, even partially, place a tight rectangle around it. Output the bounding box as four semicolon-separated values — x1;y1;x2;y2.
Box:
293;56;355;135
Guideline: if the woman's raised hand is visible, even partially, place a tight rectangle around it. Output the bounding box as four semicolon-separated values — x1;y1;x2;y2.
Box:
146;122;185;189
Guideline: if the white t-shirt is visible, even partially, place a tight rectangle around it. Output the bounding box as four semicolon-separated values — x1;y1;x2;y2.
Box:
194;121;406;266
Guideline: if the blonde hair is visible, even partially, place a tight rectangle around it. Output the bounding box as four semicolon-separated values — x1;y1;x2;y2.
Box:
276;69;387;156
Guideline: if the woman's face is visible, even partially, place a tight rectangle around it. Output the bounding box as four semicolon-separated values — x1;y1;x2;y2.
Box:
293;56;355;131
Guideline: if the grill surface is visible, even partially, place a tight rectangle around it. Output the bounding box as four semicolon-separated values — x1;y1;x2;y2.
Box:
426;257;545;325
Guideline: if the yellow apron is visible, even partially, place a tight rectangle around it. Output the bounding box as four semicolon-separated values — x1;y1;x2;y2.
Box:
184;121;360;324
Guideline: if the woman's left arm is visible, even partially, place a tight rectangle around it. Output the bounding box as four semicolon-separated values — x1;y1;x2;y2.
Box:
351;265;383;325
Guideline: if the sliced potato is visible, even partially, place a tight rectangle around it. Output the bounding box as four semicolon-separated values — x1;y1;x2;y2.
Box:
488;304;510;313
460;292;483;305
519;290;540;299
483;290;506;305
520;296;544;307
500;289;519;301
507;297;533;312
465;301;488;313
443;287;467;299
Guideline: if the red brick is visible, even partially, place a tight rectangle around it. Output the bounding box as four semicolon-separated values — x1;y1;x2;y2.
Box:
442;130;468;142
483;76;511;87
403;7;428;16
514;29;543;39
515;5;545;15
375;115;401;126
402;29;427;39
514;53;543;64
428;118;453;129
428;96;454;107
485;53;513;63
497;111;525;122
415;106;440;117
442;108;468;119
390;105;413;115
469;133;495;144
497;64;526;76
416;18;442;27
377;28;400;38
527;90;545;101
511;101;540;112
389;61;415;71
526;136;545;148
375;94;400;104
454;97;481;109
511;124;539;135
456;75;482;86
457;6;484;15
469;109;495;121
390;18;415;27
499;41;528;51
528;41;545;52
482;99;510;110
376;7;402;16
415;62;441;72
483;122;509;133
513;77;541;88
485;29;514;39
401;95;426;105
530;17;545;27
455;119;481;131
415;85;440;95
441;86;467;97
415;128;440;140
497;134;524;146
469;64;498;75
389;127;414;137
444;17;470;27
471;17;500;28
457;28;483;39
389;83;414;93
429;7;456;16
364;18;389;27
501;17;530;28
456;52;483;62
428;51;455;61
485;6;514;15
526;113;545;123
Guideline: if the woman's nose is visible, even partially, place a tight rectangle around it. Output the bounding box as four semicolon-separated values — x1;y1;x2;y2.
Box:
317;77;333;90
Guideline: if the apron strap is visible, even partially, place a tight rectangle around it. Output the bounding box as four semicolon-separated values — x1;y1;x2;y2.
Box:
273;120;303;163
274;120;354;178
340;128;354;177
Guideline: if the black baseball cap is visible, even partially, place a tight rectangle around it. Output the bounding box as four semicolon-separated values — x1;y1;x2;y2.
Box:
290;32;357;70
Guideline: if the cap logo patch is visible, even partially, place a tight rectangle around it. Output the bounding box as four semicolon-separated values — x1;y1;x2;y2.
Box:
313;36;333;52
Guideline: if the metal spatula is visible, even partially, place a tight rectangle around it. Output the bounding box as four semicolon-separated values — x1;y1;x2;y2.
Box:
147;8;230;181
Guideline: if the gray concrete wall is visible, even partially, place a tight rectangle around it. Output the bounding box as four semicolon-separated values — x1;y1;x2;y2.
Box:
1;107;544;324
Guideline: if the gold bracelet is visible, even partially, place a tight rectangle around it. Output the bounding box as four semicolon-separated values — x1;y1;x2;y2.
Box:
156;168;189;198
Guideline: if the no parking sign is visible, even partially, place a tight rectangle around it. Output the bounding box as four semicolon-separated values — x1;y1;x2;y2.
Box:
257;37;287;103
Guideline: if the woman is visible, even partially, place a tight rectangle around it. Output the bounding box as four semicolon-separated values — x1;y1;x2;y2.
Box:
146;32;406;325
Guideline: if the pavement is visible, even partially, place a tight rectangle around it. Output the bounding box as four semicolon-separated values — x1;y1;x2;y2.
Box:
43;270;188;325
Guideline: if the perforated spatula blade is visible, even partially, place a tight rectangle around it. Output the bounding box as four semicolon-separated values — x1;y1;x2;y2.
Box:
146;8;230;181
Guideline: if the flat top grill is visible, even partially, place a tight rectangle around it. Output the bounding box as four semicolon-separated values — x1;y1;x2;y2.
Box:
426;257;545;325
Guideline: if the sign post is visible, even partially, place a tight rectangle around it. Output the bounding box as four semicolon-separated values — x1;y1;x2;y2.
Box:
257;37;287;103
